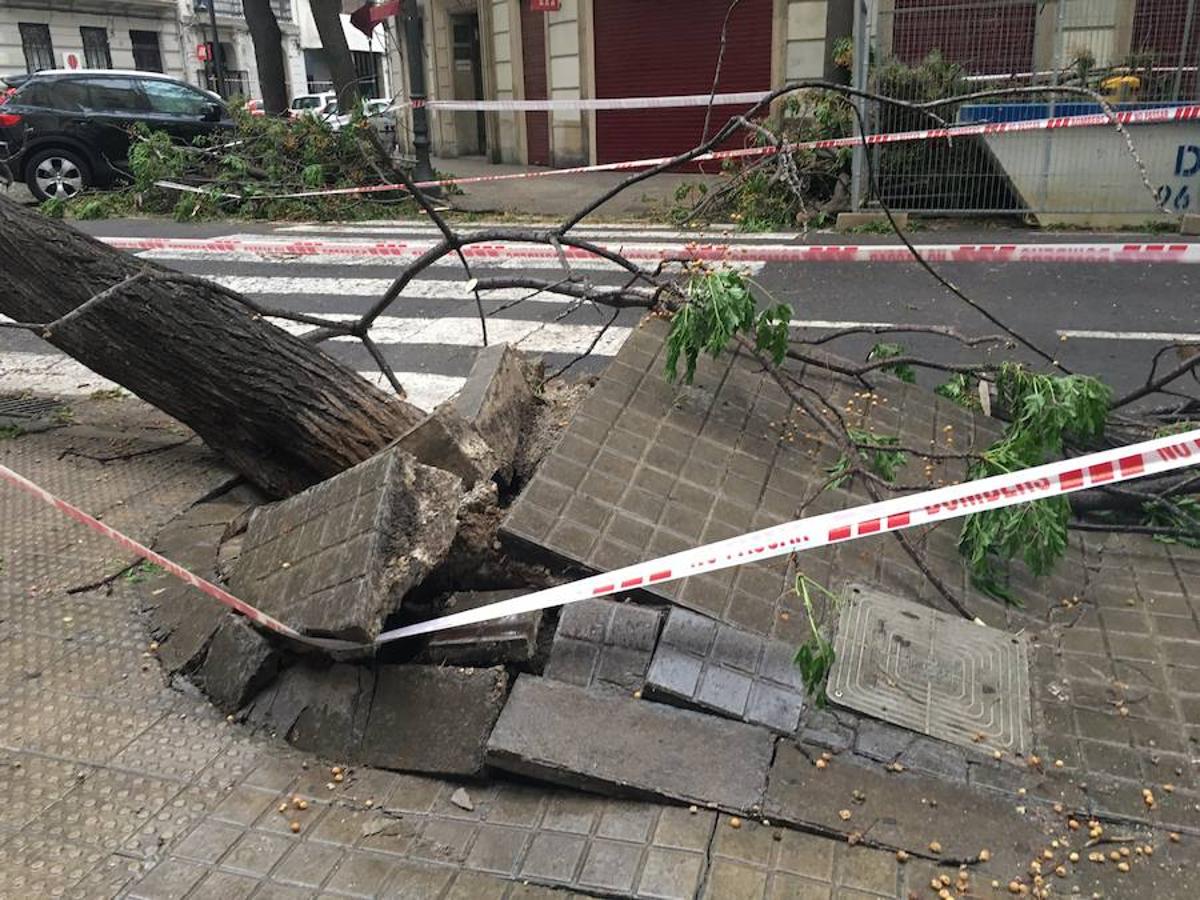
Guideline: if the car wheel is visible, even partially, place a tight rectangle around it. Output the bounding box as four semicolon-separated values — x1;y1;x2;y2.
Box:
26;148;90;201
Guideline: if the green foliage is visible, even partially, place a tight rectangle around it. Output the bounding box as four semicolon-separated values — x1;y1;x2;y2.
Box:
123;561;165;584
0;425;23;440
44;107;425;223
1155;420;1199;437
958;364;1111;601
935;373;981;410
672;89;854;230
827;427;906;488
792;575;845;706
994;363;1111;459
665;269;791;384
1143;496;1200;548
871;53;1019;210
39;196;66;218
89;388;127;401
867;342;916;383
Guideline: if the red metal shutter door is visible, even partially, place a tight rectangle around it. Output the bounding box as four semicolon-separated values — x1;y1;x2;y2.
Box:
521;3;552;166
592;0;774;164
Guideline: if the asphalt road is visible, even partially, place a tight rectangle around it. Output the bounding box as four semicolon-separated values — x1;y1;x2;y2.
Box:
2;216;1197;408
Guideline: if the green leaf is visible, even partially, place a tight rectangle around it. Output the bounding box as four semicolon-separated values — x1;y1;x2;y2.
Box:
867;342;916;383
955;363;1110;605
665;269;765;385
935;373;981;410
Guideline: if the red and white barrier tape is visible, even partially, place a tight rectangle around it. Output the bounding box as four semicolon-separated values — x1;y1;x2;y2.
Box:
155;103;1200;201
105;235;1200;265
3;429;1199;648
423;90;772;112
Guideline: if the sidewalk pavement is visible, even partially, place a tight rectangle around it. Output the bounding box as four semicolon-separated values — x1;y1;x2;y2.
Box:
3;393;1200;899
431;155;718;220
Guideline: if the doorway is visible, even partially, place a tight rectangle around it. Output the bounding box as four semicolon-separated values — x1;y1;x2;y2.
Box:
450;13;486;155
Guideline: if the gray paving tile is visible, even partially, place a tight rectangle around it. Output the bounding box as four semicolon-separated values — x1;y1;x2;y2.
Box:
646;608;805;733
545;598;662;692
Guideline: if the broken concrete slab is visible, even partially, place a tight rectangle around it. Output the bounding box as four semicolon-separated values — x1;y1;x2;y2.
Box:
500;317;1020;642
391;404;498;489
361;665;508;778
421;590;542;666
645;607;805;733
764;740;1046;872
142;493;258;676
452;342;536;481
230;447;462;643
486;674;774;810
545;598;661;692
192;614;280;713
243;662;374;760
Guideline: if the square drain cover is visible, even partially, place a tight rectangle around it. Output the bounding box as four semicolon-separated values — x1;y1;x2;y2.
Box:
827;586;1031;757
0;395;65;432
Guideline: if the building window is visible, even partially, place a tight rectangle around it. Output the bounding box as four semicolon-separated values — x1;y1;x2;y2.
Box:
130;30;163;72
351;50;381;99
19;23;55;73
80;27;113;69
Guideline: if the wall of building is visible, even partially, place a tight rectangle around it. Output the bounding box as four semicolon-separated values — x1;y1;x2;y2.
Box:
546;0;584;165
0;2;183;78
785;0;827;80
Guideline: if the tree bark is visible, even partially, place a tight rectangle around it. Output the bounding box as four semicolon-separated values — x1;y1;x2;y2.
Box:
0;196;423;497
311;0;361;110
244;0;290;115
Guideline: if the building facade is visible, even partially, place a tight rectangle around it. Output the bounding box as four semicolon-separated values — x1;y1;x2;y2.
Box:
0;0;186;79
0;0;308;104
176;0;305;101
421;0;830;166
294;0;394;98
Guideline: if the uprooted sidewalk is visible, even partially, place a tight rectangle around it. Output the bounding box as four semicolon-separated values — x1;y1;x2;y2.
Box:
3;323;1200;899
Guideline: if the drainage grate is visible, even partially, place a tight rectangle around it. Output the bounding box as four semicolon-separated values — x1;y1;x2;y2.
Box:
0;395;66;431
827;585;1032;758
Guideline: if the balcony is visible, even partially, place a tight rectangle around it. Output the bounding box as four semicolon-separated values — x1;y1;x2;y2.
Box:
196;0;293;22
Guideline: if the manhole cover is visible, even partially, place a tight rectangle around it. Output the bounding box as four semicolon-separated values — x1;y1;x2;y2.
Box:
827;586;1032;757
0;395;66;432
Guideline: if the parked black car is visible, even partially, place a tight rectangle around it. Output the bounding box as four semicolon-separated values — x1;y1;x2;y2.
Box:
0;69;231;201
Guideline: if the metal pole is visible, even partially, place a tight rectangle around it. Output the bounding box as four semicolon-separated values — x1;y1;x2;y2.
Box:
1038;0;1067;211
404;3;439;191
850;0;869;210
1175;0;1197;102
205;0;225;98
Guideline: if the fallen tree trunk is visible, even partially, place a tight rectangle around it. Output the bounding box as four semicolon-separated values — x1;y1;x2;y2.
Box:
0;196;423;497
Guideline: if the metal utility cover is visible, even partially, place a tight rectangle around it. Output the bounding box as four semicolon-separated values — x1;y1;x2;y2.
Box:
827;586;1032;757
0;395;64;432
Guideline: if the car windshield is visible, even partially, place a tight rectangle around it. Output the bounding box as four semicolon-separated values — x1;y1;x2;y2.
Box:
324;101;339;115
292;96;322;109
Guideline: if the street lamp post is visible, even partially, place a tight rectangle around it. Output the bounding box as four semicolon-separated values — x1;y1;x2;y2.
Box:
402;2;439;192
197;0;225;97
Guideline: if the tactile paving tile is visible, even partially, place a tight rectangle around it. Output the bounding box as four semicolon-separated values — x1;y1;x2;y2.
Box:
38;768;182;852
827;585;1032;757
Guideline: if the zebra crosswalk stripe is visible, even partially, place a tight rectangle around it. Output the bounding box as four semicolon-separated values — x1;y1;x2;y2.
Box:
0;351;471;412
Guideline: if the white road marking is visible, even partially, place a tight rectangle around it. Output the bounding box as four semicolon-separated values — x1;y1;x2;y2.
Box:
269;314;631;356
1057;329;1200;343
271;223;798;241
790;319;897;330
0;351;465;412
212;274;579;301
135;248;767;274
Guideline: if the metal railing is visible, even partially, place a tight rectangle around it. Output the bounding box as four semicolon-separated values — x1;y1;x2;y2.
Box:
854;0;1200;217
